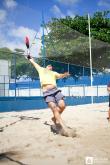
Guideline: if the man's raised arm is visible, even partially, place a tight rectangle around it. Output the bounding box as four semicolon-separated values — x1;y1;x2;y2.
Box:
56;72;70;79
27;55;41;71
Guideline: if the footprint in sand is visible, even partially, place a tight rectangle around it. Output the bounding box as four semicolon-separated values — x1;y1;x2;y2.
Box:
51;124;77;138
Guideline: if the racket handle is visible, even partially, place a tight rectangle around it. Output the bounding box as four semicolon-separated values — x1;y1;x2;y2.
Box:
27;55;32;60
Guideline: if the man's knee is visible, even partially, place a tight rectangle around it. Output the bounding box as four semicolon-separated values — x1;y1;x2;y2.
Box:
58;101;66;110
60;105;66;110
48;102;58;111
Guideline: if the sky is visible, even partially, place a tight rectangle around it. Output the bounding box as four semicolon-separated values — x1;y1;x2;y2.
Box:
0;0;110;57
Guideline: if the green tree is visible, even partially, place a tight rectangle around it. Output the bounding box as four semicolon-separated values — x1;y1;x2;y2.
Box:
45;10;110;71
0;47;39;79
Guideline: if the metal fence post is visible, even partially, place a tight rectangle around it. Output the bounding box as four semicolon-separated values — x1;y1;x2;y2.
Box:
14;53;16;99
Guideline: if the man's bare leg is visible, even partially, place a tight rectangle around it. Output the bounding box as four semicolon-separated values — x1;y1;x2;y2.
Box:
58;99;66;113
48;101;76;137
51;99;66;123
48;102;67;129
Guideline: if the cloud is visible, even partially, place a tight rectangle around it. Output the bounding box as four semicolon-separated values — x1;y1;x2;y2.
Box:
67;10;75;18
51;5;65;18
0;21;42;57
3;0;18;9
0;0;47;58
0;9;7;22
56;0;80;6
9;26;36;39
10;26;43;57
98;0;110;8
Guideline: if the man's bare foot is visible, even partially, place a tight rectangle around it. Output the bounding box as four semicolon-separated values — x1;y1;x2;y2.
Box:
51;117;56;124
51;117;62;125
55;124;77;137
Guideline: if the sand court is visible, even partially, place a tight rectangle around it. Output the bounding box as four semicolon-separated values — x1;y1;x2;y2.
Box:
0;103;110;165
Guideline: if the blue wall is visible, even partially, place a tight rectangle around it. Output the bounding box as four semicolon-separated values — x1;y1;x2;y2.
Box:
0;96;108;112
9;74;110;90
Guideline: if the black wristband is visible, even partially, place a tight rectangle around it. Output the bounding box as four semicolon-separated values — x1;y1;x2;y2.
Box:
27;55;31;60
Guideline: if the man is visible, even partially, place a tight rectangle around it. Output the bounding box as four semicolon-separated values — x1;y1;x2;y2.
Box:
27;55;70;130
107;82;110;121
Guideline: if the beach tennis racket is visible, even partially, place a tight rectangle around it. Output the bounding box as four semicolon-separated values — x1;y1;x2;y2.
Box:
25;36;31;59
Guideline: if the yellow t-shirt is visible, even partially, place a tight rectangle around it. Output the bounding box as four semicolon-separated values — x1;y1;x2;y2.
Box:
35;66;60;87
